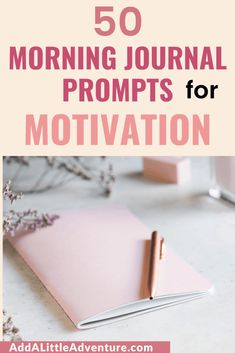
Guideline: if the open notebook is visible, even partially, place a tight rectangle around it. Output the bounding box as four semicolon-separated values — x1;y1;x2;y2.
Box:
8;206;212;329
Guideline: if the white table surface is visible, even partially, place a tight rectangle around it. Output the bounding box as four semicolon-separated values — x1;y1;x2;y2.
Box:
3;157;235;352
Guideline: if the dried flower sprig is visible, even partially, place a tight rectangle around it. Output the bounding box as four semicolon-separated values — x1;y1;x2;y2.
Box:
44;157;115;196
3;181;59;237
4;156;30;166
56;157;115;196
3;310;21;341
3;209;59;236
3;157;115;196
100;163;115;196
3;180;22;204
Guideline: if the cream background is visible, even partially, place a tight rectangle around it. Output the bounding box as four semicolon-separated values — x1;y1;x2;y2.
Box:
1;0;235;342
0;0;235;155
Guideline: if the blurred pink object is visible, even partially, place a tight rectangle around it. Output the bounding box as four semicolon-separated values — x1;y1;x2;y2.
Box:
210;157;235;204
143;157;191;184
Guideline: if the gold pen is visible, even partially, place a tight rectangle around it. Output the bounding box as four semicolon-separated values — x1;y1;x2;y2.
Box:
149;231;164;300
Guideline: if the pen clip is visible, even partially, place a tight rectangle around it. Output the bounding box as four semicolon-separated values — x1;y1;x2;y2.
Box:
160;237;165;260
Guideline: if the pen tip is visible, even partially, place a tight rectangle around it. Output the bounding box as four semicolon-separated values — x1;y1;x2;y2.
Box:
150;296;153;300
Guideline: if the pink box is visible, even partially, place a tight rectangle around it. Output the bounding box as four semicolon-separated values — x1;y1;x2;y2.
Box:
143;157;191;184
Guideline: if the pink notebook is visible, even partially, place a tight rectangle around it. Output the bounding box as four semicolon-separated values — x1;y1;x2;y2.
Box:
7;206;212;329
